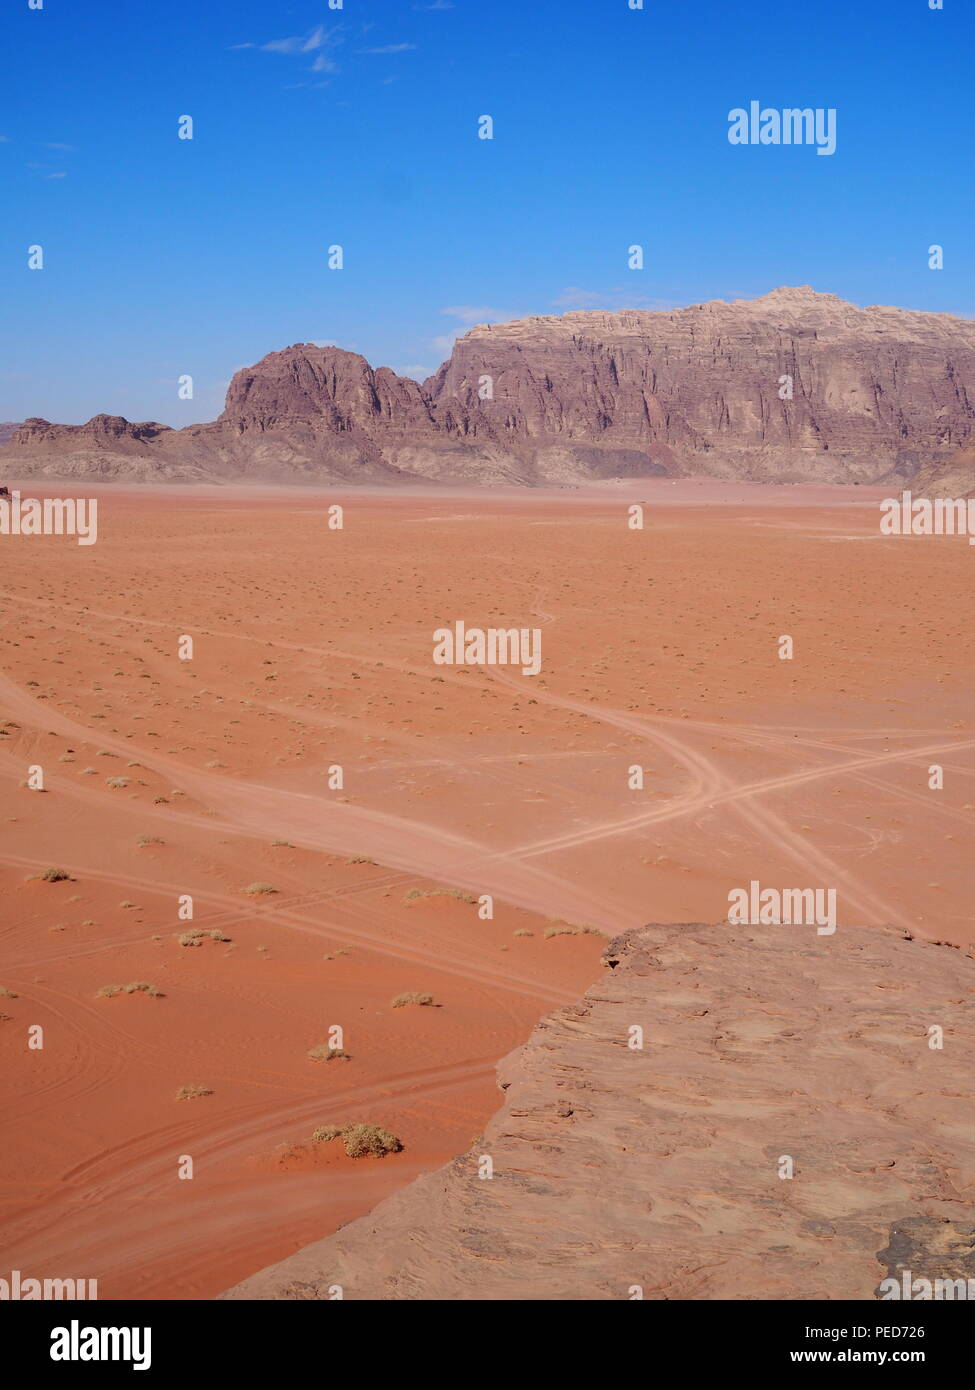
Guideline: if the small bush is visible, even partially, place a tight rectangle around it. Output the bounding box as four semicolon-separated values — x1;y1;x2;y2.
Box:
97;981;163;998
0;987;18;999
244;882;277;895
311;1125;343;1144
307;1044;350;1062
513;929;534;937
544;924;602;939
404;888;477;905
342;1124;403;1158
41;868;72;883
176;1085;212;1100
391;991;434;1008
311;1124;403;1158
106;777;130;789
177;928;231;947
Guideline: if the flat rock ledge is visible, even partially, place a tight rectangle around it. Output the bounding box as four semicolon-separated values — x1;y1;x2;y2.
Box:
221;922;975;1300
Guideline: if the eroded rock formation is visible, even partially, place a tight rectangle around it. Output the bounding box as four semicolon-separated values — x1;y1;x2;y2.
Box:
5;288;974;485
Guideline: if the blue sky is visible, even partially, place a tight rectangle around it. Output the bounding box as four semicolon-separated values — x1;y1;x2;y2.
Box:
2;0;972;426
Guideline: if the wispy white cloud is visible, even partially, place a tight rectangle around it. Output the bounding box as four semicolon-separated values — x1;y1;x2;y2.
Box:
440;305;507;324
395;364;436;379
551;286;680;311
358;43;417;54
231;24;344;73
263;25;330;55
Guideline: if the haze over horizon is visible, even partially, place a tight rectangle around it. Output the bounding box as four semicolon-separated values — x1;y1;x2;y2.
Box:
3;0;973;427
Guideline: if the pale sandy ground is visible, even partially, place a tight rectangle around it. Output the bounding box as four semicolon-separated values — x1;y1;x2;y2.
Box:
0;479;973;1299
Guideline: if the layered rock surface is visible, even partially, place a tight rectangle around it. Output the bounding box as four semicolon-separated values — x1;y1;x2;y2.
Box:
5;288;975;485
221;922;975;1301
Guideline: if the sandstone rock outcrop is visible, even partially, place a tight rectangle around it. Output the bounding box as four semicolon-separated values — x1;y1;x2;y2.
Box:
221;922;975;1301
5;288;974;485
913;443;975;498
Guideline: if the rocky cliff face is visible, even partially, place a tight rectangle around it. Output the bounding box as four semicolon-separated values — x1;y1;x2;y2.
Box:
429;287;975;484
5;288;974;485
0;422;21;448
221;922;975;1301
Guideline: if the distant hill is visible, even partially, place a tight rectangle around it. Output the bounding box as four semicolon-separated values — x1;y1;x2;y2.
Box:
3;288;974;486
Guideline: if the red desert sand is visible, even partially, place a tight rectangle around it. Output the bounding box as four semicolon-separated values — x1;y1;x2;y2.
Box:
1;479;973;1298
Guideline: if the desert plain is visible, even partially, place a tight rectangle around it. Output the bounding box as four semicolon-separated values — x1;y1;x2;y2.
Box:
1;478;973;1299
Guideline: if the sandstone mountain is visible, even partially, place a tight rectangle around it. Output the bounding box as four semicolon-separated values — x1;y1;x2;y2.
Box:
0;421;21;447
5;288;974;486
222;922;975;1302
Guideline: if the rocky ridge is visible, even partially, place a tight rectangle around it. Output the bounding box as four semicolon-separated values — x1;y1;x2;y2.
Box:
5;288;975;487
